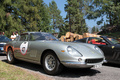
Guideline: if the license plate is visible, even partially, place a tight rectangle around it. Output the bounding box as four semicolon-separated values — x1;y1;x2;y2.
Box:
94;64;102;68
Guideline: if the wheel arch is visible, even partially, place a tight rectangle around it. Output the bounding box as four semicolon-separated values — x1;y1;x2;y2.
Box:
7;46;14;53
40;49;60;65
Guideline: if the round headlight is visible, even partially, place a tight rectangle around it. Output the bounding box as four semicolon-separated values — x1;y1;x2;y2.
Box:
67;46;82;57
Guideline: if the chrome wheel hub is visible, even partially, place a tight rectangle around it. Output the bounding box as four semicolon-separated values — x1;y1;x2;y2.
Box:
45;55;56;71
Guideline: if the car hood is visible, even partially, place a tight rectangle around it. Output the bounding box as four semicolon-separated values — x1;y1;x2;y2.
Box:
64;42;103;58
44;41;104;58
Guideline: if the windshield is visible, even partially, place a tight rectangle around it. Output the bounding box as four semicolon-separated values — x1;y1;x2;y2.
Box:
107;37;120;44
0;36;11;42
29;32;58;41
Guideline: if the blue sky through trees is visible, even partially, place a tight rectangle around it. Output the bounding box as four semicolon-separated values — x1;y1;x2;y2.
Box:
44;0;107;29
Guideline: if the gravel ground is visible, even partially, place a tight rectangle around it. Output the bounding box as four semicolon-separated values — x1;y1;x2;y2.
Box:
0;54;120;80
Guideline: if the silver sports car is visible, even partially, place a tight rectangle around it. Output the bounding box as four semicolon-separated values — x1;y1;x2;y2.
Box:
4;32;104;75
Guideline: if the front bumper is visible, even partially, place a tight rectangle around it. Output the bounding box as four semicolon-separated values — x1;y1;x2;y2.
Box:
61;61;103;68
61;58;104;68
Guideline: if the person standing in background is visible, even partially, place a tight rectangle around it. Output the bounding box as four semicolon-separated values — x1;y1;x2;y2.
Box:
10;32;16;40
16;31;19;36
2;32;5;35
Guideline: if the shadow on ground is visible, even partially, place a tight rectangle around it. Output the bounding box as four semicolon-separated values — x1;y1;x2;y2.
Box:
103;63;120;68
56;67;101;78
2;59;101;78
1;55;120;78
0;54;6;56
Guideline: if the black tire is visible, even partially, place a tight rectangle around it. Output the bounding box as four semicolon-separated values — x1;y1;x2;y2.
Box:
7;48;16;64
42;51;63;75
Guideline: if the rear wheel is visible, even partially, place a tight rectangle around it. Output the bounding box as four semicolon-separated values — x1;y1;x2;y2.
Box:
42;51;63;75
7;48;16;64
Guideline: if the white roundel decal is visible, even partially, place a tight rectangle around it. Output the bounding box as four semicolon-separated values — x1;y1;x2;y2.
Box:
20;42;28;55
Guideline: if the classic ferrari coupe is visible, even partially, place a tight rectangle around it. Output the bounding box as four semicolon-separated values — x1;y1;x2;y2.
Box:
4;32;104;75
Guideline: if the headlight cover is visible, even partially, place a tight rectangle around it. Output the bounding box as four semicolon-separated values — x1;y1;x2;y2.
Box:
94;46;103;55
67;46;82;57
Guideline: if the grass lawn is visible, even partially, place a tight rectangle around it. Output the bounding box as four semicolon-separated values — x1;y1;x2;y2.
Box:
0;61;42;80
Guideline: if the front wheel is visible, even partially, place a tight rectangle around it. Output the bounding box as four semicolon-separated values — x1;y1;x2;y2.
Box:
7;48;16;64
42;51;63;75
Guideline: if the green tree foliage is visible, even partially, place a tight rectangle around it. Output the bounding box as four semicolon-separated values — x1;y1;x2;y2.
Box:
49;0;64;32
58;22;69;37
0;0;51;37
0;0;20;37
91;26;99;33
65;0;88;35
87;0;120;26
100;22;107;30
38;4;52;32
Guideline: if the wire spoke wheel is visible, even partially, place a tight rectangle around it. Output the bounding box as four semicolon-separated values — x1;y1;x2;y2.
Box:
45;55;56;71
8;50;13;62
7;48;16;64
43;51;63;75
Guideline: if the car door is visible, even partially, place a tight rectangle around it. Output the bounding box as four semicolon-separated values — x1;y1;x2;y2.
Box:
14;33;30;59
110;44;120;62
100;36;120;62
25;33;42;61
99;44;113;61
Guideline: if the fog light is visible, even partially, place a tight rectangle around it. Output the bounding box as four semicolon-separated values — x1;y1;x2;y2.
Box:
78;58;82;62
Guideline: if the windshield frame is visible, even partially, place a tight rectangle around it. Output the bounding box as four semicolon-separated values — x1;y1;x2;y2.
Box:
29;32;58;41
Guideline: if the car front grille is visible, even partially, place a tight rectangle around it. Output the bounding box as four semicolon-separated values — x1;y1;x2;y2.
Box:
85;58;103;63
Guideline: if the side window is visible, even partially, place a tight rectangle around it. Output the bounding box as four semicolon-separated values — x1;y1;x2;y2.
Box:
29;33;45;41
20;34;28;41
29;33;35;41
75;39;86;43
88;38;99;43
88;38;92;42
14;36;20;41
88;37;107;45
81;38;87;43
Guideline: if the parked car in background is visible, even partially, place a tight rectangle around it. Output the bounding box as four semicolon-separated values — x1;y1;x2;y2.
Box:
0;35;12;54
4;32;104;75
74;36;120;64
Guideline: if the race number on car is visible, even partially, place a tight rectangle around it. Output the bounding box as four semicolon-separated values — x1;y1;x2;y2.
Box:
20;42;28;55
